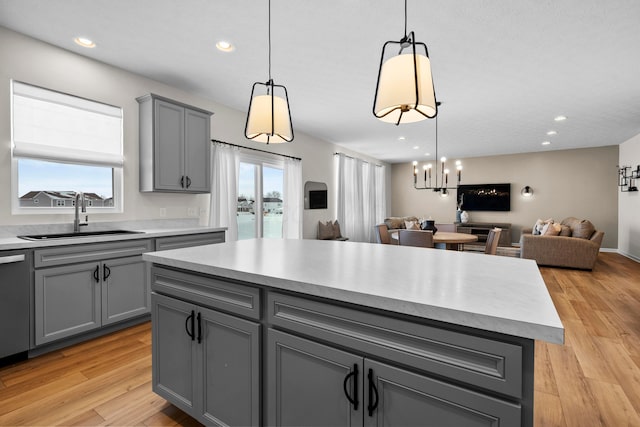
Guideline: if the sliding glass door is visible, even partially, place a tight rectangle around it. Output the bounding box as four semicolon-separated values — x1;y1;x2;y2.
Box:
238;159;284;240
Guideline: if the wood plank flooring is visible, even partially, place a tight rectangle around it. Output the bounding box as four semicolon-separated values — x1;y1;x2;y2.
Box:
0;252;639;426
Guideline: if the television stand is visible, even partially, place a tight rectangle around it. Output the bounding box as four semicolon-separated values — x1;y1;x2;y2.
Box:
456;222;512;246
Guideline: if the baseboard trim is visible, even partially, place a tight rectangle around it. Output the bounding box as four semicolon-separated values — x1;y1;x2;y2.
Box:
617;250;640;263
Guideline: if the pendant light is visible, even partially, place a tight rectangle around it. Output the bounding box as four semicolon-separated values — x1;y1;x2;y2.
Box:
373;0;438;125
245;0;294;143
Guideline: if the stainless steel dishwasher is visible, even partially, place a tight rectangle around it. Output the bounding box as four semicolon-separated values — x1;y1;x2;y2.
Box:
0;250;30;363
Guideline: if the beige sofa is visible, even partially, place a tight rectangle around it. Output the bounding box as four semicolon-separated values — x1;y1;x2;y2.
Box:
519;217;604;270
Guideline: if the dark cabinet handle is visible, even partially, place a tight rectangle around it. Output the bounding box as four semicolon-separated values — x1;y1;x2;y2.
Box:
185;310;195;340
343;364;359;410
367;368;379;417
93;265;100;282
180;176;185;188
196;312;202;343
186;176;192;188
103;264;111;281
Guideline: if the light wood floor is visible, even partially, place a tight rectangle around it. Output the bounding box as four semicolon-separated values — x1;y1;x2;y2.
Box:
1;252;639;426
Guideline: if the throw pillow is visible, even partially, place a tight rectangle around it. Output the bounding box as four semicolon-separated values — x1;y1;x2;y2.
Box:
559;225;571;237
318;221;335;240
404;220;419;230
332;220;343;239
572;219;595;239
384;217;405;230
544;222;562;236
532;219;544;235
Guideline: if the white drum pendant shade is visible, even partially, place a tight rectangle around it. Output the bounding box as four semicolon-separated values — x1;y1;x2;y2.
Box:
246;93;293;143
374;53;436;124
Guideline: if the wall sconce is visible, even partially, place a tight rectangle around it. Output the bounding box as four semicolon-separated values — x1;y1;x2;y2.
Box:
520;186;534;197
618;165;639;192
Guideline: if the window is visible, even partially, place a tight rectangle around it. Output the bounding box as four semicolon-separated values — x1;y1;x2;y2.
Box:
10;81;123;214
237;155;284;240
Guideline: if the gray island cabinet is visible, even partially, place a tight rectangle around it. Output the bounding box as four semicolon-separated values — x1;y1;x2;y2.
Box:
144;239;564;427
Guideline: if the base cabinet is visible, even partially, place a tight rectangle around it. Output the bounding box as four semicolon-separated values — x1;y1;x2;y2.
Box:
152;292;260;427
150;267;533;427
267;329;520;427
33;240;152;346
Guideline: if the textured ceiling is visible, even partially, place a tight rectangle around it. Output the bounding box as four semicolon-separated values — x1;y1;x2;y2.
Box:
1;0;639;163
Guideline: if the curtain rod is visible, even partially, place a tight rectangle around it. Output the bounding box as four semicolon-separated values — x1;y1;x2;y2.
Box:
334;152;383;167
212;139;301;161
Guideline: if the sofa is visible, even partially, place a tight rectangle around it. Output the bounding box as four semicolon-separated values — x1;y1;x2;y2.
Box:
519;217;604;270
384;216;420;230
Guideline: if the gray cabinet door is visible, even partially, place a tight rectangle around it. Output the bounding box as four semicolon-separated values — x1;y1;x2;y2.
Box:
154;99;185;191
102;256;149;325
363;359;521;427
34;262;101;345
151;293;197;414
267;329;362;427
184;108;211;193
198;306;260;426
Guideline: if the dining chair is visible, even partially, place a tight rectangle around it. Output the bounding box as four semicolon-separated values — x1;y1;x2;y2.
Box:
374;224;390;244
435;223;456;232
484;228;502;255
398;229;434;248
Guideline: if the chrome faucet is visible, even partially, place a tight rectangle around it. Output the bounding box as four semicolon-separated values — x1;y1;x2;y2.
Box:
73;192;89;233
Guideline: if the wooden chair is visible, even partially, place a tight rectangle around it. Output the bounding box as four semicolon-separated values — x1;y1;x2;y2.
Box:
374;224;394;244
398;230;434;248
485;228;502;255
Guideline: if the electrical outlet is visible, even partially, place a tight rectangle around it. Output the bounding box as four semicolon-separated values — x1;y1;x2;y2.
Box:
159;208;166;217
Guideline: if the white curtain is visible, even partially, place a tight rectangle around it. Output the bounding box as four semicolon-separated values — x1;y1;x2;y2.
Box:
336;153;387;242
283;157;303;239
209;143;239;241
336;154;386;243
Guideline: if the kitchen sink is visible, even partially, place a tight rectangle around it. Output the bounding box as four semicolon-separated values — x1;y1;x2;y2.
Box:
18;229;143;241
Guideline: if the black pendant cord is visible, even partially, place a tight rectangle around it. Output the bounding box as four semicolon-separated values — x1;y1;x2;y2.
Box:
403;0;408;38
268;0;272;83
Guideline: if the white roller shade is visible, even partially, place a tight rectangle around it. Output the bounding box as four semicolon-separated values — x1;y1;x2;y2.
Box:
11;81;123;167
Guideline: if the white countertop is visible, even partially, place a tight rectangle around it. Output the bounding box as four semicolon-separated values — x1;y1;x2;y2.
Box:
0;220;225;250
143;239;564;344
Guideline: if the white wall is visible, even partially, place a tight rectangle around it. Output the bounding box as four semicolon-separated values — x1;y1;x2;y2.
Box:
391;146;619;248
618;133;640;260
0;26;384;239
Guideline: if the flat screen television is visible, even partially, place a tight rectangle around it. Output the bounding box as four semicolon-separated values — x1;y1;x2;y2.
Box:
457;183;511;211
308;190;328;209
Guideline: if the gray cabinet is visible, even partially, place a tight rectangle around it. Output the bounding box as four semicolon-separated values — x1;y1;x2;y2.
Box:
33;240;152;346
151;267;260;426
154;231;225;251
268;329;361;427
137;94;212;193
267;329;520;427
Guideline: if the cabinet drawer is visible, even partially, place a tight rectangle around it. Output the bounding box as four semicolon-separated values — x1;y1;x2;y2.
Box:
151;266;260;320
34;239;153;268
154;232;224;251
268;292;523;399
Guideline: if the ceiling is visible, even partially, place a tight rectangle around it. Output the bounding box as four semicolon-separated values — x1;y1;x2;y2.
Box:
1;0;639;164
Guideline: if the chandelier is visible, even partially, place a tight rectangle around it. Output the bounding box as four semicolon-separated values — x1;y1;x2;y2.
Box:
412;105;462;196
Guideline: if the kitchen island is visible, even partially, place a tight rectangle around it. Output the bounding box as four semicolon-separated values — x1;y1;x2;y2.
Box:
143;239;563;427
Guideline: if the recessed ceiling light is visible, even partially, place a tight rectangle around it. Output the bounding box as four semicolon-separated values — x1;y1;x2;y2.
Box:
546;130;558;135
424;152;430;156
398;136;406;141
216;40;235;52
413;146;419;150
554;115;567;122
542;141;551;146
74;37;95;48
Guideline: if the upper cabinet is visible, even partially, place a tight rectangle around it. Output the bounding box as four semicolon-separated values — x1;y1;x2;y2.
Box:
137;94;213;193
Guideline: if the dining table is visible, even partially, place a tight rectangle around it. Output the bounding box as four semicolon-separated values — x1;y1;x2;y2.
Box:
390;230;479;250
